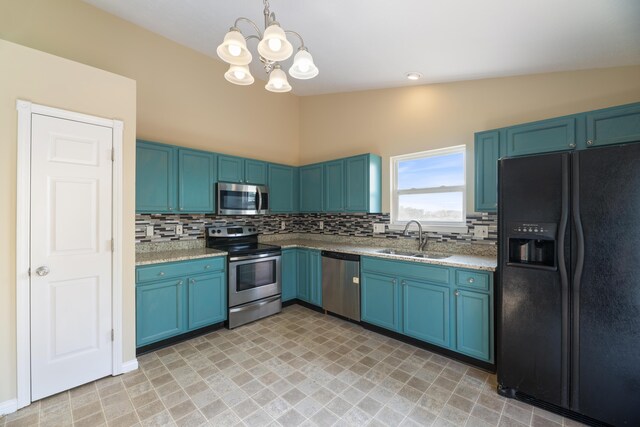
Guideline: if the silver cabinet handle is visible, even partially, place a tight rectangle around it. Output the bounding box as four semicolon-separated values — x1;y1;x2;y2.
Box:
468;277;475;284
35;266;50;276
569;143;576;148
587;140;594;146
158;272;165;276
455;290;460;297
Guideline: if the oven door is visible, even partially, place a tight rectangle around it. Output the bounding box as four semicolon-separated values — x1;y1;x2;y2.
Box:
228;253;281;307
217;182;269;215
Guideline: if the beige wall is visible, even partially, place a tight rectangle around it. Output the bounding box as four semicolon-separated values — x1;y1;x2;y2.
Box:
299;66;640;211
0;39;137;404
0;0;299;164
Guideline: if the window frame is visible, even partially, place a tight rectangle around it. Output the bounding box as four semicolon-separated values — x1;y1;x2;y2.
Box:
390;145;468;232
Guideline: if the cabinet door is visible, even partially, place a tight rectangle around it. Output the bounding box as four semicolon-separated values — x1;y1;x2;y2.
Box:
244;159;267;185
187;273;227;330
345;155;369;212
218;155;244;183
506;117;576;156
402;279;450;348
324;160;345;212
309;250;322;307
281;249;298;302
178;149;215;213
297;249;310;302
361;272;401;332
474;131;501;212
268;164;298;213
455;289;491;361
136;278;185;347
586;103;640;148
136;141;176;213
299;164;324;212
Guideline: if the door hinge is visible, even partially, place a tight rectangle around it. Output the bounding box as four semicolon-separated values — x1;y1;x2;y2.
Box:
111;148;115;161
111;238;115;252
28;267;31;277
111;329;114;341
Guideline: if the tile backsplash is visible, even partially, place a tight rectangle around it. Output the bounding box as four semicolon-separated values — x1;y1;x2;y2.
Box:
136;212;497;246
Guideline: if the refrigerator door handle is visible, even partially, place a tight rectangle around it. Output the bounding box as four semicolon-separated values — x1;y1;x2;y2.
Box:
558;154;570;408
571;153;585;410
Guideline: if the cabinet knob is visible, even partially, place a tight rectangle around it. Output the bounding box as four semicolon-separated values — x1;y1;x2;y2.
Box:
177;280;183;285
455;290;460;297
392;279;397;285
168;207;173;211
468;277;475;284
568;143;576;148
158;271;165;276
587;140;594;146
494;203;498;207
205;265;211;269
401;280;406;285
190;278;196;284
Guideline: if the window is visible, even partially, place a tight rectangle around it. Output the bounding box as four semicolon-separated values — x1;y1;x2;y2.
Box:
391;145;466;229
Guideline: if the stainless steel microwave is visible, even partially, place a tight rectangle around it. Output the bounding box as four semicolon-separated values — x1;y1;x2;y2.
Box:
216;182;269;215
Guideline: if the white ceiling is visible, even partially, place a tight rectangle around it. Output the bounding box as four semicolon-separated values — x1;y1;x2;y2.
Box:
83;0;640;96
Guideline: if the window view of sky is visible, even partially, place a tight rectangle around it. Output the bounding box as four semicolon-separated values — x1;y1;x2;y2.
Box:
397;152;464;190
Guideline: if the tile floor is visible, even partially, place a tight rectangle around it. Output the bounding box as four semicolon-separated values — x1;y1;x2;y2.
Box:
1;305;587;427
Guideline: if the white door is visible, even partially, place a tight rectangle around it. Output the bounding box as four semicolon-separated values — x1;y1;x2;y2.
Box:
30;113;114;401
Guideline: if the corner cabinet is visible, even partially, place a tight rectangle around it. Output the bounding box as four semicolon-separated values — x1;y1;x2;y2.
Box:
299;164;324;212
361;256;494;363
281;249;297;302
473;102;640;213
268;164;298;213
136;257;226;348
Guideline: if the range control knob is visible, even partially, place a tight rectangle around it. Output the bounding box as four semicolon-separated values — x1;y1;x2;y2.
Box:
216;229;221;234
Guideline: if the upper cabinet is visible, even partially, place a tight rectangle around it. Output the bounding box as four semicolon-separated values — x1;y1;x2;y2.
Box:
299;163;324;212
136;141;177;213
324;160;345;212
474;102;640;213
268;164;298;213
345;154;381;213
585;103;640;148
178;148;216;213
217;155;267;185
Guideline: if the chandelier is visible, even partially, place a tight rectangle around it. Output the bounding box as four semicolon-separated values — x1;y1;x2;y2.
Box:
216;0;319;93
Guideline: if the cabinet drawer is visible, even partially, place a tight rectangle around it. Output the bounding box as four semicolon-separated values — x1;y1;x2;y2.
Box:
137;257;225;283
362;257;449;285
455;269;490;292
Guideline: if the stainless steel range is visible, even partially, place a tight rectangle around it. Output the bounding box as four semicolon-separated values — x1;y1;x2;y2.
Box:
206;225;281;329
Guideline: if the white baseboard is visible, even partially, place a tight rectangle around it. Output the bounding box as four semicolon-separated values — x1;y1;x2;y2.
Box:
121;359;138;373
0;398;18;415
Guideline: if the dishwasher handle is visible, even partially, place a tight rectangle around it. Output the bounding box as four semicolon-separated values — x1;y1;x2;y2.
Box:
321;251;360;262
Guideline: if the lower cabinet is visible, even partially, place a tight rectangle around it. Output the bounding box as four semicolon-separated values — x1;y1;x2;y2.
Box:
296;248;322;307
281;249;297;302
361;257;494;363
136;257;226;348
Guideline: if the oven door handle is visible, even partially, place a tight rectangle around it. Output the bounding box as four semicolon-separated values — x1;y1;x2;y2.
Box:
230;295;281;312
229;253;281;262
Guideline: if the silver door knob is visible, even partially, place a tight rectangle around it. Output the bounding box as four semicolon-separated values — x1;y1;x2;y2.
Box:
35;266;50;276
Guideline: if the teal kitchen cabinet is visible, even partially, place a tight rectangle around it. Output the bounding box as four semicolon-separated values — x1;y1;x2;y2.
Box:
296;248;322;306
324;160;345;212
474;130;503;212
268;164;299;213
403;279;450;348
136;257;226;348
345;154;382;213
187;273;226;330
136;140;177;213
136;278;186;347
586;103;640;148
299;163;324;212
506;116;577;157
361;271;402;332
281;249;298;302
218;155;267;185
455;289;491;361
178;148;216;213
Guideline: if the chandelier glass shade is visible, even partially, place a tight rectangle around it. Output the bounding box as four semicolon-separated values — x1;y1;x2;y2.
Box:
216;0;318;93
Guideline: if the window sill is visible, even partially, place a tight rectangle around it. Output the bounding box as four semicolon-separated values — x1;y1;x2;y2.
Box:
388;223;469;234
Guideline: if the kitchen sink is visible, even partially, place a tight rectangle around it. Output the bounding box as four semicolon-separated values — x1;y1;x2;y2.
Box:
376;248;450;260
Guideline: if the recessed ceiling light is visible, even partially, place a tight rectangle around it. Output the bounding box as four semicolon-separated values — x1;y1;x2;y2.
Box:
406;72;422;81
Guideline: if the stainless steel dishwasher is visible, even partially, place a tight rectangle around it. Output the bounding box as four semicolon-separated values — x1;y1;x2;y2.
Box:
321;251;360;321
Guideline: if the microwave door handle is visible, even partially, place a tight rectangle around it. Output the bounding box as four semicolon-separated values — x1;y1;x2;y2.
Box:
257;186;262;212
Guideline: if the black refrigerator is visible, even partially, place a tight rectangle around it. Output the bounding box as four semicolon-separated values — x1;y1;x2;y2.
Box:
497;143;640;427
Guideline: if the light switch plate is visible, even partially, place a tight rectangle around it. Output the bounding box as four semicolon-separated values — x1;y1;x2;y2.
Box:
145;225;154;237
175;224;183;235
373;223;386;234
281;221;286;230
319;221;324;230
352;277;360;284
474;225;489;238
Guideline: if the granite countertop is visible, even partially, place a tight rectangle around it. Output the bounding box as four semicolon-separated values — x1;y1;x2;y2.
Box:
135;247;227;266
274;239;497;272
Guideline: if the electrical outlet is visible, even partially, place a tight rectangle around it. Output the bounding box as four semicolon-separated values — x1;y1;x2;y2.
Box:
319;221;324;230
175;224;183;235
281;221;286;230
373;223;386;234
145;225;154;237
474;225;489;238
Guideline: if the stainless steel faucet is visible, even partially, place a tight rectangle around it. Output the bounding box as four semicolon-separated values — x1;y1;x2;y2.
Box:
403;220;428;251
